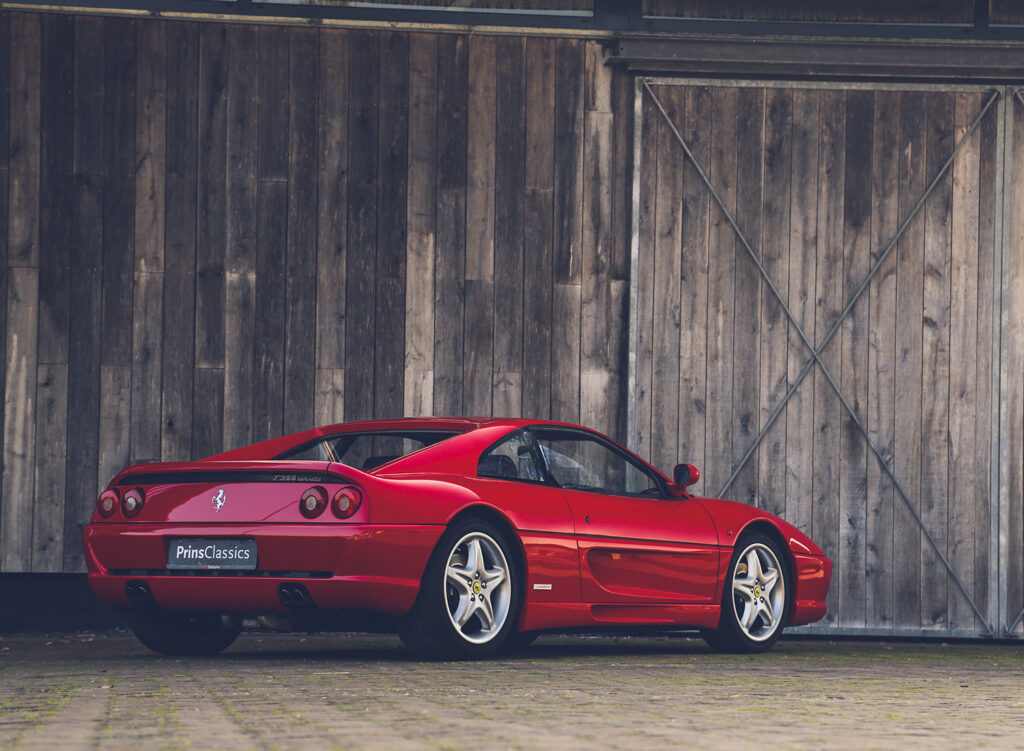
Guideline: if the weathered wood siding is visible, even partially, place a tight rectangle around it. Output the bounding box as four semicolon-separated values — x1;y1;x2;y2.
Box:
0;11;632;574
634;81;1006;634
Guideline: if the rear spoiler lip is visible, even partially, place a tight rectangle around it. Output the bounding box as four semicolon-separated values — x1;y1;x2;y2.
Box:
107;460;375;489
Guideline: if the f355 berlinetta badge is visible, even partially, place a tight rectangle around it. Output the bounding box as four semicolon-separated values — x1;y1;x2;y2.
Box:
212;489;226;513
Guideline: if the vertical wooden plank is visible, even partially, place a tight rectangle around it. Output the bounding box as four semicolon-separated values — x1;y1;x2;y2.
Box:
921;92;954;628
37;13;73;366
785;89;818;537
7;13;40;269
191;367;224;459
1005;91;1024;632
731;86;764;505
134;19;165;275
405;33;436;418
97;365;130;498
838;89;873;628
284;28;319;433
866;89;900;629
811;89;844;626
894;90;926;629
375;31;408;420
314;368;345;427
551;38;584;425
463;35;495;417
522;37;554;422
466;35;495;283
492;35;524;417
162;21;197;461
553;38;583;286
948;91;982;631
1;267;38;571
253;179;286;442
258;26;289;183
130;272;163;462
757;88;791;521
649;84;683;473
633;82;659;462
0;13;9;507
607;68;633;444
130;20;166;463
677;84;711;492
223;24;258;449
432;33;467;416
704;86;738;496
32;363;66;571
194;23;226;375
344;30;378;421
580;40;615;438
64;16;104;572
100;18;135;370
316;29;347;378
973;91;997;628
33;15;73;573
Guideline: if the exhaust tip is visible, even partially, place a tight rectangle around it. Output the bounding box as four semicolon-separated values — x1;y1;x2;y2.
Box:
125;580;155;607
278;583;315;610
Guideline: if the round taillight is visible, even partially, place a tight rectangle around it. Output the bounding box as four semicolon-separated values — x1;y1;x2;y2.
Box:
300;486;327;519
97;490;119;518
331;486;363;519
122;488;145;518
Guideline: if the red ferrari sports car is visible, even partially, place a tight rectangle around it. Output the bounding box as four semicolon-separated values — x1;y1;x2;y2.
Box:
83;417;831;658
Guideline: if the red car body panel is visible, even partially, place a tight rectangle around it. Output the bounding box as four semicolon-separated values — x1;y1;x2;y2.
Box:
83;417;832;635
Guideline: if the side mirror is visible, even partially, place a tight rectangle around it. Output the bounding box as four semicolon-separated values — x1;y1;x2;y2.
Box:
673;463;700;490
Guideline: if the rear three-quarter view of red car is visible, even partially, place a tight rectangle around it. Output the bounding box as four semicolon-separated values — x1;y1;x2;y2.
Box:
83;417;832;658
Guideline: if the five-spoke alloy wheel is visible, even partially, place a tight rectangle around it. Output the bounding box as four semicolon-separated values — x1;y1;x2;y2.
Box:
703;533;790;653
400;518;522;659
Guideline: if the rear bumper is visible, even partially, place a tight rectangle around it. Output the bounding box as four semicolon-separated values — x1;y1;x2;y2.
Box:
788;552;833;626
83;522;443;615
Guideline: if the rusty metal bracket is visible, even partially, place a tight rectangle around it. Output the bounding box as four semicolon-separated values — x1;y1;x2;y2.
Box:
642;80;999;634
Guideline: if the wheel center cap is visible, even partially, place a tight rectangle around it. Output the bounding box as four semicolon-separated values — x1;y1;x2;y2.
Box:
754;586;762;598
472;581;482;595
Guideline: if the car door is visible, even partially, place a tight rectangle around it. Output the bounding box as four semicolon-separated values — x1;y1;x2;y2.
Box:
530;427;720;604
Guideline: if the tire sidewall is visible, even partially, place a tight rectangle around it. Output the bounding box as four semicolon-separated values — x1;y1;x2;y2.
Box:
417;518;523;659
718;532;791;653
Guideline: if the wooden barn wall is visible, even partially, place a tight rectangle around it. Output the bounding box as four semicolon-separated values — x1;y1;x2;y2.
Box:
0;11;634;574
633;80;1020;635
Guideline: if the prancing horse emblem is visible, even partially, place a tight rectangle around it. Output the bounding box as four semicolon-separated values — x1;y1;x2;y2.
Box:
212;489;226;513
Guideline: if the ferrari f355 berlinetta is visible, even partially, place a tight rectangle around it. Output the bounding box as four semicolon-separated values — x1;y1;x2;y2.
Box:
83;418;831;658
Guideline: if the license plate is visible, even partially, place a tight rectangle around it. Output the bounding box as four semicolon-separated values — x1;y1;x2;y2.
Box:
166;538;258;570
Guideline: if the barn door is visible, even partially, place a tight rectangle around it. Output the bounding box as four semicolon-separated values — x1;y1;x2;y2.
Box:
629;79;1010;637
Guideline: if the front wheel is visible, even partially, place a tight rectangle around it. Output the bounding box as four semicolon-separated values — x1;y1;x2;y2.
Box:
130;611;241;656
400;519;522;659
703;533;790;653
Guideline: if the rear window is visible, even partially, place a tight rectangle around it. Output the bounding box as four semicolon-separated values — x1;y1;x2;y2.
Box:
278;430;458;470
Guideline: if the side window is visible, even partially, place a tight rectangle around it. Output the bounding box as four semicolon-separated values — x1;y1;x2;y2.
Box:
533;428;663;497
285;439;335;461
478;432;543;482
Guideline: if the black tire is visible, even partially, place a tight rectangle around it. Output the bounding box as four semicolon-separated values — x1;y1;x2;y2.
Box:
400;518;522;660
703;533;790;654
130;611;241;656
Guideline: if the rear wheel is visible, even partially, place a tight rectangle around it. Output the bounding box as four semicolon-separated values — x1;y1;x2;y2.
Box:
400;518;521;659
703;533;789;653
130;611;241;656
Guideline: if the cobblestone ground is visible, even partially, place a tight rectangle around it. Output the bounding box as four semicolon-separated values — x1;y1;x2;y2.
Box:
0;631;1021;750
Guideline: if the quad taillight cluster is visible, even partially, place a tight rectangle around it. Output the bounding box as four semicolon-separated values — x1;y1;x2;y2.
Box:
96;488;146;519
95;484;363;520
300;485;363;519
